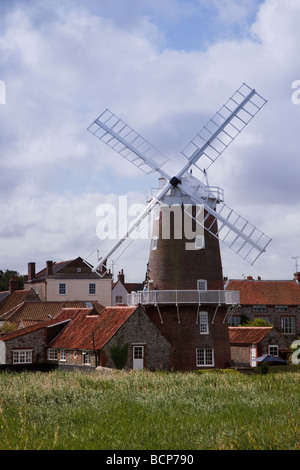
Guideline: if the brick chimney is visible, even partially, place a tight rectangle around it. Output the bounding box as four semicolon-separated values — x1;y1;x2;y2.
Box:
9;276;19;293
28;262;36;281
118;269;125;284
46;260;53;276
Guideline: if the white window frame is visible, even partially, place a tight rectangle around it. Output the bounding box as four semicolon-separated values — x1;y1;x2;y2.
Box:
228;316;241;326
151;236;158;250
195;235;205;250
59;283;67;295
281;317;295;335
197;279;207;291
89;283;96;295
275;305;289;312
48;348;58;361
196;348;214;367
82;351;91;365
199;311;209;334
115;295;123;304
253;305;266;312
268;345;279;356
59;349;66;362
13;349;33;364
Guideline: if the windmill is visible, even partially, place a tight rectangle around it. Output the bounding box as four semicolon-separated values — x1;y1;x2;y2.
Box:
87;83;271;291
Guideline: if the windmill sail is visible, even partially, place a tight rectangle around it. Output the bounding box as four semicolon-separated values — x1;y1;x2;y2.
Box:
87;109;169;175
182;192;271;265
180;83;267;172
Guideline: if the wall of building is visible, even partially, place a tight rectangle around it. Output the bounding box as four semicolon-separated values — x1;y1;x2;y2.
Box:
112;281;129;305
145;304;231;370
0;329;46;365
26;278;112;306
232;305;299;343
230;345;251;366
102;308;172;370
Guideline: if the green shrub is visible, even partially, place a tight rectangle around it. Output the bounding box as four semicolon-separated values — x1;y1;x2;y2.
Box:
110;341;128;369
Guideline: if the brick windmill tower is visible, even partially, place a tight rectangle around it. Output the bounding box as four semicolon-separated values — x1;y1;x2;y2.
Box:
87;83;271;370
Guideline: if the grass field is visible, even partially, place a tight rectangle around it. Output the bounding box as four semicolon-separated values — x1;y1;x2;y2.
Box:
0;367;299;450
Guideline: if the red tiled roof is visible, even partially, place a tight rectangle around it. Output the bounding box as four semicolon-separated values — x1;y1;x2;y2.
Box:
0;289;39;316
0;301;104;327
226;279;300;305
49;306;138;350
0;312;74;342
229;327;273;344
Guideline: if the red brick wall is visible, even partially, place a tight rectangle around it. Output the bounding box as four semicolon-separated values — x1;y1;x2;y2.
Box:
145;305;231;370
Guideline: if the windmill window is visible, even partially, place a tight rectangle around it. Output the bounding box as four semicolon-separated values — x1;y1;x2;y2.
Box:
196;348;214;367
197;279;207;291
199;311;209;334
195;235;205;250
151;236;158;250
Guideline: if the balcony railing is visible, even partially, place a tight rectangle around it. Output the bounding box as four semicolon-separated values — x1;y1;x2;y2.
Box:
127;289;240;306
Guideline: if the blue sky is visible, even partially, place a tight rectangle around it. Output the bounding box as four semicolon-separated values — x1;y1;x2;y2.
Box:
1;0;300;282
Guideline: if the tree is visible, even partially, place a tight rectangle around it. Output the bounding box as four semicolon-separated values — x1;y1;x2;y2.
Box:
0;270;23;291
241;318;272;327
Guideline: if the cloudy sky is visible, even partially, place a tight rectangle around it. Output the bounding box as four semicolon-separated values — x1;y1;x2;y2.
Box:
1;0;300;282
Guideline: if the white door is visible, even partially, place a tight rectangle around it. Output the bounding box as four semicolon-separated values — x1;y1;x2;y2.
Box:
250;346;256;367
133;346;144;370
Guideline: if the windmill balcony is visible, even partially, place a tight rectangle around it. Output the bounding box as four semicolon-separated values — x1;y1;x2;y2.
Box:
127;289;240;307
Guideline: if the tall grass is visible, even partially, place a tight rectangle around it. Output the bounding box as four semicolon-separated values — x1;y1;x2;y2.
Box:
0;368;298;450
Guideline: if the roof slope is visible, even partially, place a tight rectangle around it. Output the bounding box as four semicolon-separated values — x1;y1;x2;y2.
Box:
0;308;81;342
49;306;138;350
229;327;273;344
0;289;39;316
226;279;300;305
0;301;104;328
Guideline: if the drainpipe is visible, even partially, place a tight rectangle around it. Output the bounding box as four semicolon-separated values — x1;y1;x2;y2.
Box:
92;332;98;367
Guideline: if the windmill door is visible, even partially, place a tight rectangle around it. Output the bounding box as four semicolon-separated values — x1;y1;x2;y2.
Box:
133;346;144;370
